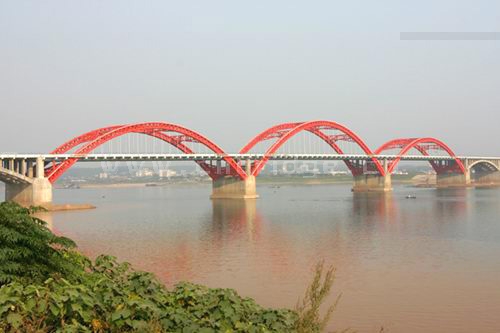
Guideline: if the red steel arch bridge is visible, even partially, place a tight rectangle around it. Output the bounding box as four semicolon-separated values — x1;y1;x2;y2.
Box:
1;120;499;206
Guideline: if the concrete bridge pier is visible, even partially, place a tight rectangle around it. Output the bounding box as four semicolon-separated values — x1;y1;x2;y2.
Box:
6;178;53;207
351;159;392;193
436;172;470;188
4;157;53;207
210;159;258;199
352;173;392;192
433;159;471;188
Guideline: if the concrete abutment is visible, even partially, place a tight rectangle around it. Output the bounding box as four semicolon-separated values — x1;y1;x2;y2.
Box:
5;178;53;207
436;172;470;188
472;171;500;186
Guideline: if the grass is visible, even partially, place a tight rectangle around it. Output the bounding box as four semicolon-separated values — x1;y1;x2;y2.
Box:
294;260;343;333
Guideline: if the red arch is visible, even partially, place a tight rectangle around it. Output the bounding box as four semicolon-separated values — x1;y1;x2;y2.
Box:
46;123;247;183
47;125;125;177
375;138;466;174
50;125;124;154
240;122;303;154
240;120;385;177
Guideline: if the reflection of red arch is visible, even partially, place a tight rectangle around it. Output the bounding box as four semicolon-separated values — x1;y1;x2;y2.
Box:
375;138;466;174
46;123;247;183
240;121;385;177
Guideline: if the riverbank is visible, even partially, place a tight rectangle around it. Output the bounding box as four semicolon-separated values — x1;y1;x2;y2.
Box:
56;174;419;189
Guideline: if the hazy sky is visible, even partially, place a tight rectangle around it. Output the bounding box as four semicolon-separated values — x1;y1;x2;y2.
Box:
1;1;499;155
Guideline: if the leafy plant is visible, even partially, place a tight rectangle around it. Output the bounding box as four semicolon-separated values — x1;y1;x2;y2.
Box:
0;256;298;332
0;202;81;286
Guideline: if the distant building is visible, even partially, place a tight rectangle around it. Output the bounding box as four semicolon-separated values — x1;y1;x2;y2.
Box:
159;169;177;178
135;168;154;177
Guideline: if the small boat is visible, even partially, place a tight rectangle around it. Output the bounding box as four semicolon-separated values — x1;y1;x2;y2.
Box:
406;195;417;199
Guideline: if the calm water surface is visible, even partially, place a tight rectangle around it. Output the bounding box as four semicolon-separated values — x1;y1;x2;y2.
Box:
34;184;500;332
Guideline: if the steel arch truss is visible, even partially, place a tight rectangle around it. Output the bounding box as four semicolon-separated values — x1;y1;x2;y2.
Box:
240;120;386;177
375;138;466;175
46;123;247;183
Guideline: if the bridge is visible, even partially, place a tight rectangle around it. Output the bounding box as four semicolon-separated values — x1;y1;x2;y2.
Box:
1;120;499;207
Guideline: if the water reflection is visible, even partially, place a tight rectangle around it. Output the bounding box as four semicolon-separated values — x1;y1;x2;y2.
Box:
434;188;470;217
210;199;261;242
43;185;500;333
351;192;398;224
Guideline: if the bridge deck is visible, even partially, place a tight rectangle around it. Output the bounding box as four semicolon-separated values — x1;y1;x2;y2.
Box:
1;153;500;162
0;167;33;184
0;154;500;162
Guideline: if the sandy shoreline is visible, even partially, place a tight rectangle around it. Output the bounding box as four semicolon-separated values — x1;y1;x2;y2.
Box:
41;203;96;212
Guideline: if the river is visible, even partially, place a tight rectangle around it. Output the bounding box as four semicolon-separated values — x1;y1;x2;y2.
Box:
30;183;500;332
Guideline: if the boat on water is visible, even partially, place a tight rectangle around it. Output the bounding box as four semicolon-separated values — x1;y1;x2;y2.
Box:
406;195;417;199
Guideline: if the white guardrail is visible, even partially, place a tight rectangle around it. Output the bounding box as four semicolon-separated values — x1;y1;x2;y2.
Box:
1;153;500;161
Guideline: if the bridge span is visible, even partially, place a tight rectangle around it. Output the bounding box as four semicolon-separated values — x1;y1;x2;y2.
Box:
1;120;499;207
4;153;497;162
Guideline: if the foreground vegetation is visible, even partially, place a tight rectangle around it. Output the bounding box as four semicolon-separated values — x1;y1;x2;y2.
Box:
0;202;339;332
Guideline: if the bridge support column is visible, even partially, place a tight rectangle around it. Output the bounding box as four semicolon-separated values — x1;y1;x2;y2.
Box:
5;178;53;207
27;160;34;178
211;159;258;200
20;159;27;177
436;172;470;188
4;157;53;207
211;175;258;199
352;174;392;193
351;159;392;193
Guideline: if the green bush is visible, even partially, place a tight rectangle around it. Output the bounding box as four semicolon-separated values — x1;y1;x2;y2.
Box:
0;255;297;332
0;202;81;286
